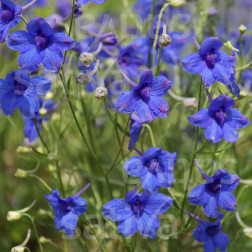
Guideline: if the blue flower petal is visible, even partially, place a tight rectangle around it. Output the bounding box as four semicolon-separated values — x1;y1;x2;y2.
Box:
149;76;172;96
203;196;218;218
182;53;205;74
213;63;231;85
135;69;153;91
188;184;210;205
49;33;74;51
124;156;144;177
220;172;240;191
42;48;63;72
226;108;250;129
137;100;156;121
203;238;216;252
1;90;17;116
156;170;174;187
217;191;236;212
0;78;12;97
217;51;236;68
142;147;161;162
209;94;234;112
158;151;177;171
18;47;42;72
141;171;160;193
71;197;87;216
199;66;216;87
148;96;169;118
212;232;230;251
102;199;132;221
28;76;51;96
116;90;140;113
61;211;78;237
6;31;35;52
27;17;54;37
137;212;160;239
16;95;36;118
188;108;214;128
204;120;224;143
144;193;173;215
222;123;239;143
199;37;223;56
118;215;138;237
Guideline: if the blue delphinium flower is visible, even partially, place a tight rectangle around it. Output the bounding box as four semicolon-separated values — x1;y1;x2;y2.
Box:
188;160;240;218
0;0;22;43
45;184;90;236
188;94;250;143
76;0;106;6
182;37;240;97
116;69;172;121
23;99;55;143
102;185;173;238
241;69;252;90
7;17;74;72
0;70;51;118
125;147;177;193
185;210;230;252
128;114;148;150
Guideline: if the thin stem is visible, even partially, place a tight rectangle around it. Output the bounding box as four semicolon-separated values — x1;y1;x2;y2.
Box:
55;161;65;198
24;214;43;252
143;124;156;147
21;16;28;25
148;0;156;68
155;47;162;76
179;79;203;250
33;118;50;153
29;174;52;192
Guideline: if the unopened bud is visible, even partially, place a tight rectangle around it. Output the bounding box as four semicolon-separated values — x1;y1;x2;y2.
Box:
167;0;186;7
100;32;117;46
11;229;31;252
183;98;198;108
79;52;94;67
16;146;31;154
76;73;91;85
239;24;247;36
15;168;28;178
7;211;23;221
94;87;108;99
39;108;47;116
159;34;172;47
40;236;52;243
244;227;252;238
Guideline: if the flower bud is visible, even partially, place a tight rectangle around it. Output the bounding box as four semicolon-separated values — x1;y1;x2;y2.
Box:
239;24;247;36
11;229;31;252
167;0;186;7
39;107;47;116
40;236;52;243
15;168;28;178
94;87;108;99
244;227;252;238
159;34;172;47
7;211;23;221
183;97;198;108
11;247;25;252
76;73;91;85
100;32;117;46
16;146;32;154
79;52;95;67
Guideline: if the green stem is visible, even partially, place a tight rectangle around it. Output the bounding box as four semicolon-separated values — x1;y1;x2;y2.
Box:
152;3;169;68
155;47;163;76
33;118;50;153
179;79;203;250
29;174;52;192
21;16;28;25
24;214;43;252
55;161;65;198
143;124;156;147
148;0;156;68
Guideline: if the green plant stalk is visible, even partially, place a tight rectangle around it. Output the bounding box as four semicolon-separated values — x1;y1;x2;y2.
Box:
34;118;50;153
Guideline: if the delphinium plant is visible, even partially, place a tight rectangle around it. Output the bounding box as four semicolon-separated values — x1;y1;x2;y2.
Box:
0;0;252;251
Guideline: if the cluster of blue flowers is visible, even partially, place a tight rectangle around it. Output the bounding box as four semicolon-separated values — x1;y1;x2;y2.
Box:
2;0;251;251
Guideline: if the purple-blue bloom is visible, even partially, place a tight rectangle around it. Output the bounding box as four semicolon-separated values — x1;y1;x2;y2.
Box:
188;162;240;218
128;114;148;150
116;69;172;121
6;17;74;72
125;147;177;193
192;213;230;252
0;0;22;43
188;94;250;143
76;0;106;6
0;70;51;118
45;187;88;236
182;37;240;97
102;186;173;238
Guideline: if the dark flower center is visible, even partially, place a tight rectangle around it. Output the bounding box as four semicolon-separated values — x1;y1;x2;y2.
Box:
214;109;226;124
204;48;217;68
206;224;221;236
35;36;49;50
132;199;144;215
207;179;221;193
148;159;159;173
14;81;28;96
0;9;14;23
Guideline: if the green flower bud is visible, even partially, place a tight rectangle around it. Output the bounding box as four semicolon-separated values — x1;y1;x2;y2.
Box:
79;52;95;67
94;87;108;99
76;73;91;85
183;97;198;108
167;0;186;8
239;24;247;36
159;34;172;47
7;201;36;221
15;169;28;178
11;229;31;252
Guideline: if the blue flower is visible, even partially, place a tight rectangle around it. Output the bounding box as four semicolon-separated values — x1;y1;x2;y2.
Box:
241;69;252;91
0;70;51;118
116;69;171;121
0;0;22;43
23;99;55;143
128;114;148;150
182;37;239;96
125;147;177;193
6;17;74;72
76;0;106;6
45;188;88;236
192;213;230;252
102;186;173;238
188;94;250;143
188;162;240;218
